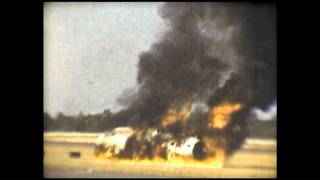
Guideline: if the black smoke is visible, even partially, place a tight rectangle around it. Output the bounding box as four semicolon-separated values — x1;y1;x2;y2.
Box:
207;3;276;109
119;3;276;122
116;2;276;153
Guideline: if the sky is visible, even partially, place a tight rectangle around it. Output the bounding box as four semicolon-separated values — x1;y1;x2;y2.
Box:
44;2;276;120
44;2;166;116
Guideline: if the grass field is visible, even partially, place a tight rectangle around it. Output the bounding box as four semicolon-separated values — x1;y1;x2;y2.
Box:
44;132;276;178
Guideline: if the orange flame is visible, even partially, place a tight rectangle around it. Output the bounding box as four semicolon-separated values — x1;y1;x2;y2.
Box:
200;136;227;166
97;102;244;169
161;103;192;127
98;155;224;168
209;103;242;129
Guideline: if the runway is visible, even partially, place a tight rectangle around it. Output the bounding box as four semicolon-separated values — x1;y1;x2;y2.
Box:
44;133;276;178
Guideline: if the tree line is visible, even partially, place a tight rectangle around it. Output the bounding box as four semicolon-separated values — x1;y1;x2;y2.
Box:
44;109;128;132
44;109;276;138
43;108;210;133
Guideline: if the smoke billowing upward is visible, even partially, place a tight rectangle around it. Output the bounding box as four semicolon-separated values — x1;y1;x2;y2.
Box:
118;2;276;126
111;2;277;160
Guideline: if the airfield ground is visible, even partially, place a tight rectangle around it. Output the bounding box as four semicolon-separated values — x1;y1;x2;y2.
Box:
44;133;276;178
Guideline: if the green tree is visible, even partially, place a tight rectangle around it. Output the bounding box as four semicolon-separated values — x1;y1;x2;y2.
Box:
44;112;53;131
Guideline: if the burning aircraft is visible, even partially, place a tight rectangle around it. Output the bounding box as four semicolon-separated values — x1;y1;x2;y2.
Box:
94;127;135;156
94;127;202;160
94;102;243;167
95;2;275;168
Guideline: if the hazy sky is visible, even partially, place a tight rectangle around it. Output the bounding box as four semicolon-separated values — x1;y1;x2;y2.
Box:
44;2;166;116
44;2;277;120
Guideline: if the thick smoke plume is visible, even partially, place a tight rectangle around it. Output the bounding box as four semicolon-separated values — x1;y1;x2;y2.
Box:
116;2;276;155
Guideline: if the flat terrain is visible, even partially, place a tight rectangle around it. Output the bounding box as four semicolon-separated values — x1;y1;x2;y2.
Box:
44;133;276;178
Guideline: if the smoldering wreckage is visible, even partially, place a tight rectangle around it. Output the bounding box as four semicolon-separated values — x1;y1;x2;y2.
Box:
94;2;276;166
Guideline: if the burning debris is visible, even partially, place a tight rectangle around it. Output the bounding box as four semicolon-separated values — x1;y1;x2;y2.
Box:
98;2;276;167
161;103;192;128
209;103;242;129
95;102;243;167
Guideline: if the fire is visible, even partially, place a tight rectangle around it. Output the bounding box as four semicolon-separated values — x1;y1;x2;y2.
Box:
164;156;224;168
161;103;192;127
177;104;192;121
96;101;244;169
199;136;226;166
160;108;178;127
98;155;224;169
209;102;242;129
97;136;226;168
